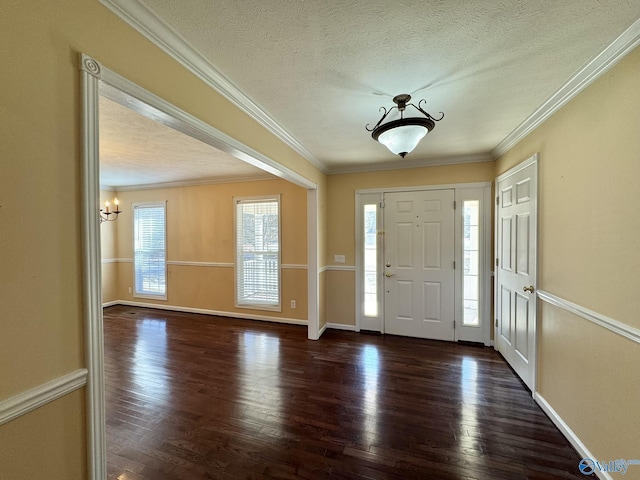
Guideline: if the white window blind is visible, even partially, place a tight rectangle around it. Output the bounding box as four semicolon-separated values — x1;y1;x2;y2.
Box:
235;197;280;309
133;202;166;299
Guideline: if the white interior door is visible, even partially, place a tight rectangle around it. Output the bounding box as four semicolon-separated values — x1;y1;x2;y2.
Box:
495;155;538;390
383;190;455;340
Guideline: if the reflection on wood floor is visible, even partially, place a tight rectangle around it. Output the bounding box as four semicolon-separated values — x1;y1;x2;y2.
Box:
104;305;586;479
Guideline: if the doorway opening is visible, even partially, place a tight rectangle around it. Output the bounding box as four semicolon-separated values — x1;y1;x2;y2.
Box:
80;53;320;479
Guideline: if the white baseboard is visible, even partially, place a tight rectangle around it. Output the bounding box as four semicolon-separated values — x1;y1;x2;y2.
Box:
105;300;307;326
326;323;356;331
318;323;328;337
102;300;119;308
0;369;88;426
534;392;612;480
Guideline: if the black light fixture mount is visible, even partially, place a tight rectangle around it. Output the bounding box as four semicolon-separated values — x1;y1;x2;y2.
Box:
366;94;444;158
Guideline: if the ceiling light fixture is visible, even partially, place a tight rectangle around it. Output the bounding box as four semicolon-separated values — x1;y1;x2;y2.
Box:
366;94;444;158
100;197;121;223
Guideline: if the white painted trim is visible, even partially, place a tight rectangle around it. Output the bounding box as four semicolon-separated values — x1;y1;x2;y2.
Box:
307;189;319;340
326;323;357;331
496;153;538;181
538;290;640;345
98;0;327;174
114;174;271;191
99;77;317;191
356;182;492;195
328;153;493;175
323;265;357;272
534;393;612;480
166;260;234;268
0;369;88;426
79;53;107;480
281;264;308;270
318;322;328;338
102;300;119;308
493;18;640;158
101;257;132;264
106;260;311;269
112;300;307;326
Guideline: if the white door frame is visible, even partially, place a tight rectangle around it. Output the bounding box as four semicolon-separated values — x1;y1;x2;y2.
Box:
80;53;320;479
355;182;492;344
494;153;538;393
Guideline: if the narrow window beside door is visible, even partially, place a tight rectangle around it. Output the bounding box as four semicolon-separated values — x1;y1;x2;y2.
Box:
463;200;479;326
363;204;378;317
235;197;281;310
133;202;167;299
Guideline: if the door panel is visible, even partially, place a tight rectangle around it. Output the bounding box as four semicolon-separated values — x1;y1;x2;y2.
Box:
384;190;455;341
496;157;537;390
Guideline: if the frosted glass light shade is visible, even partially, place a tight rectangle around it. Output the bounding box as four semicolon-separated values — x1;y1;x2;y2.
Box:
377;125;429;156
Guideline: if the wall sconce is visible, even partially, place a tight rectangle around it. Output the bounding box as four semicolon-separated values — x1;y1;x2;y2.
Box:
100;198;121;223
366;94;444;158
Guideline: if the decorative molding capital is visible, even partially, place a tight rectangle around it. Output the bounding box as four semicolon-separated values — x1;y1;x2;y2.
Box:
80;54;102;79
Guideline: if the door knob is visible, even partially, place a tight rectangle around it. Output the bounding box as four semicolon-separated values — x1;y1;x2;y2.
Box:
523;285;535;293
385;272;394;277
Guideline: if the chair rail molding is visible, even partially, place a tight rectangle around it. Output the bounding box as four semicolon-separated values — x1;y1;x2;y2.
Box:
538;290;640;345
0;369;88;426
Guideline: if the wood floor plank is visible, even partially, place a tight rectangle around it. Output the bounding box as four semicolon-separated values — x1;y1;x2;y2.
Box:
104;306;590;479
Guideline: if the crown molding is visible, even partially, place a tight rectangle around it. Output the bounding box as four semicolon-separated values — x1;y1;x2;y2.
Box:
327;153;493;175
99;0;328;174
493;17;640;158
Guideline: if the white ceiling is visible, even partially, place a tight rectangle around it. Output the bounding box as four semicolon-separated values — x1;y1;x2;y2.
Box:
99;96;274;188
100;0;640;184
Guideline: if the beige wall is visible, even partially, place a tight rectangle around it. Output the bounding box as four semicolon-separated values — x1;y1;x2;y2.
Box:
109;179;308;320
0;1;325;477
326;162;495;265
324;162;495;326
496;46;640;463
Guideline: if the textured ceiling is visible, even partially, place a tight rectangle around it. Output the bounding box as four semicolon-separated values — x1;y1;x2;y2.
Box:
99;96;273;188
128;0;640;171
136;0;640;168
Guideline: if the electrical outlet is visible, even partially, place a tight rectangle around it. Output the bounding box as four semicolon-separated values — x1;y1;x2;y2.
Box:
334;254;346;263
291;300;296;309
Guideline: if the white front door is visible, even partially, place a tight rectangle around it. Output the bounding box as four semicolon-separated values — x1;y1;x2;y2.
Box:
495;155;538;390
383;190;455;340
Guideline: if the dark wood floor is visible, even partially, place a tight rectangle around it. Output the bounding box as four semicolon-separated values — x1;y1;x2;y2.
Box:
104;306;587;480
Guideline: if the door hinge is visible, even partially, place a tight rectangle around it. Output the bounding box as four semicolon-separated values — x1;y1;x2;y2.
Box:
453;320;456;329
379;200;385;208
495;258;499;267
496;196;499;205
453;260;456;269
453;200;457;210
495;318;498;327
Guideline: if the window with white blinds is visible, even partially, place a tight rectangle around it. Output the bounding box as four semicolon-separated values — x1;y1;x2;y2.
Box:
133;202;167;299
235;197;280;310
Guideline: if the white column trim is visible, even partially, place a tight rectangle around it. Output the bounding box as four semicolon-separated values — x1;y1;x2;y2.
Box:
538;290;640;345
0;369;88;426
307;189;319;340
79;53;107;480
